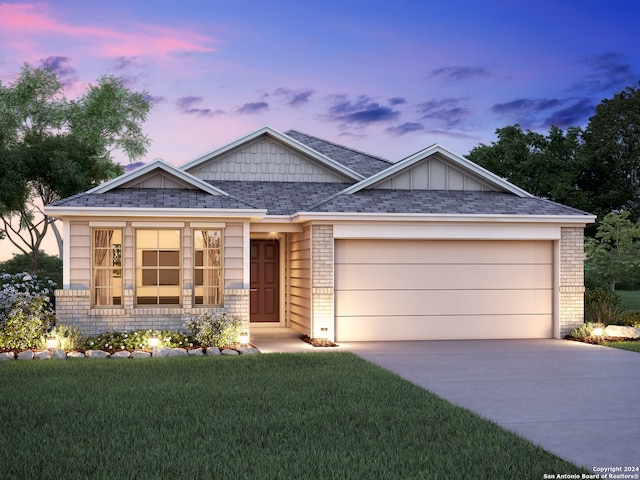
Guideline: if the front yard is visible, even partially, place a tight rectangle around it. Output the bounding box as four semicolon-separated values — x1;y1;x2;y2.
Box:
0;352;585;479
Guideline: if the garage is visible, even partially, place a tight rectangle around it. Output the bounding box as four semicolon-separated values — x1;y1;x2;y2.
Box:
335;239;553;341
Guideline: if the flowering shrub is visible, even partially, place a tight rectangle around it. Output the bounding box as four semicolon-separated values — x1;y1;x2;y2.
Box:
80;329;196;351
0;273;57;350
184;312;242;347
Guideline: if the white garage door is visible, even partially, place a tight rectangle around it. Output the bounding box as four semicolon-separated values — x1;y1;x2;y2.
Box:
335;239;553;341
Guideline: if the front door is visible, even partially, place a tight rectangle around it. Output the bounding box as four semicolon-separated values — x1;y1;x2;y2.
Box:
250;239;279;322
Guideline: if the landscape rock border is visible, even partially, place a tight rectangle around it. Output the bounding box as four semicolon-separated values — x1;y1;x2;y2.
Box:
0;345;259;361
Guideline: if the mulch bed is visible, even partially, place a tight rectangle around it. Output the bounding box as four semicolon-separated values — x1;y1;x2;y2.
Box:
300;335;339;347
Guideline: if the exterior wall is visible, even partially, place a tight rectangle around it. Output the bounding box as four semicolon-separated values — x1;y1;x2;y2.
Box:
374;154;498;191
187;137;347;183
559;226;586;337
288;226;311;335
310;225;335;340
55;219;249;335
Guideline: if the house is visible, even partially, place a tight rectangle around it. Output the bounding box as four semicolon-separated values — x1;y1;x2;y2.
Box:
45;126;596;342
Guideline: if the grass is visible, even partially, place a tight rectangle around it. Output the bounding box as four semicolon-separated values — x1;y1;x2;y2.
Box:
0;353;586;479
602;340;640;353
616;290;640;310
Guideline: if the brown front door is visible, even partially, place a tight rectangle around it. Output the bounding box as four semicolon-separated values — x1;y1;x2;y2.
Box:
250;239;279;322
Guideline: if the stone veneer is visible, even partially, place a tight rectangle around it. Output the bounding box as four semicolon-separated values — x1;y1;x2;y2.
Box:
54;288;250;336
310;224;335;340
559;226;586;337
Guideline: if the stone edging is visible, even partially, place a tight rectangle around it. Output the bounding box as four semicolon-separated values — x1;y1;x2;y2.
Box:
0;345;260;361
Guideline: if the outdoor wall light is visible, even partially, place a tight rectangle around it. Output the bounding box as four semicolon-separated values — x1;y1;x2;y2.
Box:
148;334;160;348
46;335;57;350
239;332;249;346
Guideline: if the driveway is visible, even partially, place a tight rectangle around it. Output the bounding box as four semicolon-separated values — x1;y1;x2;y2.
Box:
339;339;640;471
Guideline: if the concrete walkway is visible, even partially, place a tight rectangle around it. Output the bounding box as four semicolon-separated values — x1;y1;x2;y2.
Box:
251;337;640;470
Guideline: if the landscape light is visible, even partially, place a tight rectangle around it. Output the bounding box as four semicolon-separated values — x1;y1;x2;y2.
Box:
148;334;160;348
46;336;57;350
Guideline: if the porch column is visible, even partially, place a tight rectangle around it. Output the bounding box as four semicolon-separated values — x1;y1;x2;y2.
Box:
311;224;335;341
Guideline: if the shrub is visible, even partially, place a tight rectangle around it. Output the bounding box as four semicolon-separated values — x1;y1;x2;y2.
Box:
0;273;57;350
80;329;196;351
615;310;640;328
40;324;82;350
569;322;606;339
584;287;623;325
184;312;242;347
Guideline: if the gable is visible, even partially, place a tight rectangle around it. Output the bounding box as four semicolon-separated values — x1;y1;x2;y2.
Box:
120;171;198;189
372;153;499;192
185;136;355;183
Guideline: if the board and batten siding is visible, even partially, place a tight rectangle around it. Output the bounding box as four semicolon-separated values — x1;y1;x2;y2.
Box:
335;239;554;341
374;154;498;191
187;137;348;183
288;226;312;335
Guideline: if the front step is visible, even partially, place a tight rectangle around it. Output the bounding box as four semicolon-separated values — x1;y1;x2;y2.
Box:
250;327;301;339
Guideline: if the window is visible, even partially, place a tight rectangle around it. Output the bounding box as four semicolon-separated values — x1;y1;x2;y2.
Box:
92;229;123;306
194;230;223;305
136;229;181;305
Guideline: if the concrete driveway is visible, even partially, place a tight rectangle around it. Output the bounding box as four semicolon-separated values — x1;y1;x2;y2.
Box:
344;339;640;471
253;338;640;470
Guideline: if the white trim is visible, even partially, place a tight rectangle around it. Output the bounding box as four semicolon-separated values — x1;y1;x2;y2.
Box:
251;223;303;233
293;211;596;225
87;158;229;196
333;223;563;240
339;144;532;197
131;221;185;227
190;222;226;228
243;222;250;289
180;126;365;182
63;222;71;289
553;239;561;339
89;221;127;227
44;206;267;220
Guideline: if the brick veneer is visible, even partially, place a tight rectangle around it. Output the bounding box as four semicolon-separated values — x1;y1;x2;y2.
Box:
54;288;250;336
559;226;586;337
310;224;335;340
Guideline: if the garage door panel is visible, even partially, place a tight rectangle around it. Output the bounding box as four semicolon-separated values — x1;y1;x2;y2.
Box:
335;239;552;265
336;314;553;341
335;289;551;316
335;264;552;290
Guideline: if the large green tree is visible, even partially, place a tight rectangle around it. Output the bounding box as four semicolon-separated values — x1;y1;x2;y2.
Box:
467;82;640;223
579;82;640;221
0;64;151;273
585;211;640;291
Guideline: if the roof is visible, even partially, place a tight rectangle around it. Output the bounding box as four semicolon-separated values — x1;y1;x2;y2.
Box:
306;189;592;216
45;126;596;223
284;130;393;178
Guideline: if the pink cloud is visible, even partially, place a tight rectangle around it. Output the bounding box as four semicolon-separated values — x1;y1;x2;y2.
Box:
0;3;217;57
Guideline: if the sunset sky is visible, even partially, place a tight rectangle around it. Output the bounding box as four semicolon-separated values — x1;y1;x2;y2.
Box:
0;0;639;258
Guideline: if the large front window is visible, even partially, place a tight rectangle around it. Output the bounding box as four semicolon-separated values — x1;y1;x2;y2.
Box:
194;229;223;305
92;229;123;306
136;229;181;305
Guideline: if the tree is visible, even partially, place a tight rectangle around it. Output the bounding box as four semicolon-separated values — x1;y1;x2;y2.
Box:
0;64;151;274
0;251;63;291
584;211;640;291
467;82;640;224
579;82;640;222
466;124;586;208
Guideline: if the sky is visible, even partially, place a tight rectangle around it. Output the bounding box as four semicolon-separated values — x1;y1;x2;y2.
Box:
0;0;639;259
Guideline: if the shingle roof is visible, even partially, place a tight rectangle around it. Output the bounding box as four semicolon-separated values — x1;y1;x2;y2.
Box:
308;189;591;216
210;181;351;215
49;188;258;210
284;130;392;177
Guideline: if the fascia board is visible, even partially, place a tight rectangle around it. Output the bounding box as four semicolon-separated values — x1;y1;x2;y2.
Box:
340;144;532;197
292;211;597;224
180;125;364;182
43;206;266;220
88;159;229;196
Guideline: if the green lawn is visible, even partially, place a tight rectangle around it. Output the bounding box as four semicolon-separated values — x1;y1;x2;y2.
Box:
602;340;640;353
617;290;640;310
0;353;586;479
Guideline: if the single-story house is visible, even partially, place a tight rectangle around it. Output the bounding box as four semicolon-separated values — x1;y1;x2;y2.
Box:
45;126;596;342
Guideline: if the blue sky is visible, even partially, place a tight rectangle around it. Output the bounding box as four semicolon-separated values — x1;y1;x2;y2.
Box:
0;0;639;166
